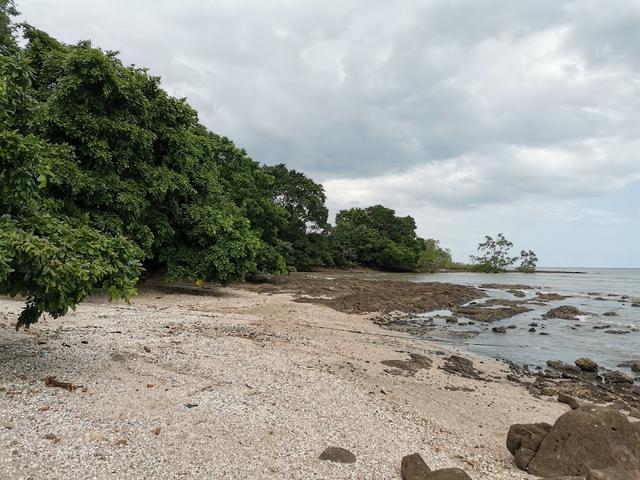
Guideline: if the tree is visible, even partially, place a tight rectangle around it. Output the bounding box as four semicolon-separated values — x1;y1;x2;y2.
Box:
470;233;518;273
517;250;538;273
331;205;423;271
416;239;452;273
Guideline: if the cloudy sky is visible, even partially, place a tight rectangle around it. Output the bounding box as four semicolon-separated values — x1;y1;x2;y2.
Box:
18;0;640;267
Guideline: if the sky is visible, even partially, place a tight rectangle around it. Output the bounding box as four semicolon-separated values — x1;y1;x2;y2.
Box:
17;0;640;267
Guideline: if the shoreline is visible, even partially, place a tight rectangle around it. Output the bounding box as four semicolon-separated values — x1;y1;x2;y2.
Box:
1;273;637;479
0;280;564;480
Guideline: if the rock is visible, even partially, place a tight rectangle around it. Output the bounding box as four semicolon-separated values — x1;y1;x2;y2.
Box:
558;393;580;410
401;453;431;480
617;360;640;372
539;332;550;335
604;370;634;384
528;327;536;332
537;292;570;301
508;406;640;479
546;360;581;375
507;324;517;329
440;355;481;379
492;326;507;334
506;422;552;470
575;357;598;372
543;306;587;320
602;312;618;317
604;329;630;335
507;289;527;298
528;322;538;327
632;303;640;307
318;446;356;463
424;468;472;479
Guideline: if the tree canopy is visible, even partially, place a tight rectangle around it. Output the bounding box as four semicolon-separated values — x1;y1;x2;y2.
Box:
0;19;331;327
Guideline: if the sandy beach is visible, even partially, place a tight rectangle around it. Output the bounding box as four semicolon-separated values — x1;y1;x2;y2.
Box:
1;276;576;479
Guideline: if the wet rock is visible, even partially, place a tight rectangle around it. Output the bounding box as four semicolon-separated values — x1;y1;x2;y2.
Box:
604;329;630;335
539;332;550;335
592;325;608;330
547;361;581;375
509;406;640;479
454;304;531;322
401;453;431;480
575;358;598;373
507;289;527;298
318;446;356;463
617;360;640;373
528;322;538;327
632;303;640;307
492;326;507;334
602;312;619;317
543;306;587;320
604;371;634;385
528;327;536;332
537;292;570;301
507;324;517;329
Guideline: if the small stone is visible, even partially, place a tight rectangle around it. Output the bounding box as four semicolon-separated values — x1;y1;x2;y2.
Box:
602;312;619;317
492;326;507;334
318;446;356;464
528;328;536;332
604;330;630;335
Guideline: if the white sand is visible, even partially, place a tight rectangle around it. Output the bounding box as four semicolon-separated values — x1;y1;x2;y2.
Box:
0;286;566;479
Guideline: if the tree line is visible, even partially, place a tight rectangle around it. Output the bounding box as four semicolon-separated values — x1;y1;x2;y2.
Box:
0;2;536;328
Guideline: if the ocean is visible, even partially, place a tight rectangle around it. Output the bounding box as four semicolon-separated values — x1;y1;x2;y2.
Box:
400;268;640;373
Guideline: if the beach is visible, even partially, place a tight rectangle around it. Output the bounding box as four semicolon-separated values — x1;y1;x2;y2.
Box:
0;275;577;479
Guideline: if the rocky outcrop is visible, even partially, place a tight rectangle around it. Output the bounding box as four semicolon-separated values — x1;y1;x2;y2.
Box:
543;306;587;320
507;406;640;479
400;453;472;480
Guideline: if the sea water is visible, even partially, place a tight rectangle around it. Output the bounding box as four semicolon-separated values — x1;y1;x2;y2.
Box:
402;268;640;372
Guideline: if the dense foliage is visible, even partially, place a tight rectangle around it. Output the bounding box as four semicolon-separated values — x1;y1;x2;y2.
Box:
331;205;433;272
0;12;330;327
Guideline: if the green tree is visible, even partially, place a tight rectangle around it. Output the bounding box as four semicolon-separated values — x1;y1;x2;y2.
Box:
470;233;518;273
417;239;452;273
331;205;423;271
516;249;538;273
263;163;331;270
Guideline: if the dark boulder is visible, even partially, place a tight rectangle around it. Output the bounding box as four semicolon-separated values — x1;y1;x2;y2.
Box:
401;453;431;480
492;326;507;334
507;406;640;479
